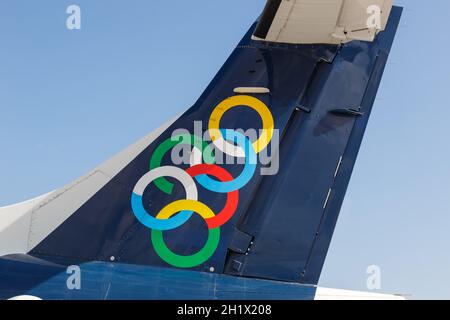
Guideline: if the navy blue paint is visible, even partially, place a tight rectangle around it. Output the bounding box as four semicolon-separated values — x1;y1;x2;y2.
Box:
225;8;403;284
0;255;316;300
4;7;402;299
302;8;403;284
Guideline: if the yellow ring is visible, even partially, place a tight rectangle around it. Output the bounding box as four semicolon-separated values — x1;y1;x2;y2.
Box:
208;95;274;154
156;199;215;221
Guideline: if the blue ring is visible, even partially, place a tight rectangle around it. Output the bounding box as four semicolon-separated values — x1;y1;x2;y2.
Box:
195;129;257;193
131;193;193;231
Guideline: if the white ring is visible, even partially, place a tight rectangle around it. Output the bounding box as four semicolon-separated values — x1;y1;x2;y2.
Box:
133;166;197;200
211;136;246;158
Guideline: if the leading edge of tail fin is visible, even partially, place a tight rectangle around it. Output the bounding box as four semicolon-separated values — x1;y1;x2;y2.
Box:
3;5;402;285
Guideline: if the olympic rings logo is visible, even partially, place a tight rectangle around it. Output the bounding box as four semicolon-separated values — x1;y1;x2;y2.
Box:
131;95;274;268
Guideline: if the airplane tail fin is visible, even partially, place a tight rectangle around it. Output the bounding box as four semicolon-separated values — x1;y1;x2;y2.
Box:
1;2;402;286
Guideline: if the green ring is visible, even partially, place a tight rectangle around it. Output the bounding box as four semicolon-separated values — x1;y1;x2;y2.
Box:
151;227;220;268
149;134;215;194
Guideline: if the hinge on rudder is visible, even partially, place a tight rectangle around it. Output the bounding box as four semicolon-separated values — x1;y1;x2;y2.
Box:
228;229;254;254
330;106;364;117
226;229;255;273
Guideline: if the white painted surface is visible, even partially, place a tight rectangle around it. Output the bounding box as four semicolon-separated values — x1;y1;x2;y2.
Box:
233;87;270;94
8;295;42;300
315;287;406;300
0;193;52;256
253;0;393;44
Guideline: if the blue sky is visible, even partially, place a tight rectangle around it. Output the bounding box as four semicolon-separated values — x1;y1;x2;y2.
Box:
0;0;448;299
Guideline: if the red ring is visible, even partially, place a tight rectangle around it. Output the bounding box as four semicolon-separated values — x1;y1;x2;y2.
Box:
186;164;239;229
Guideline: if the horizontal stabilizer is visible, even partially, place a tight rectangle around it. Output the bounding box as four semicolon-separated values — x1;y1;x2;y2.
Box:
253;0;393;44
